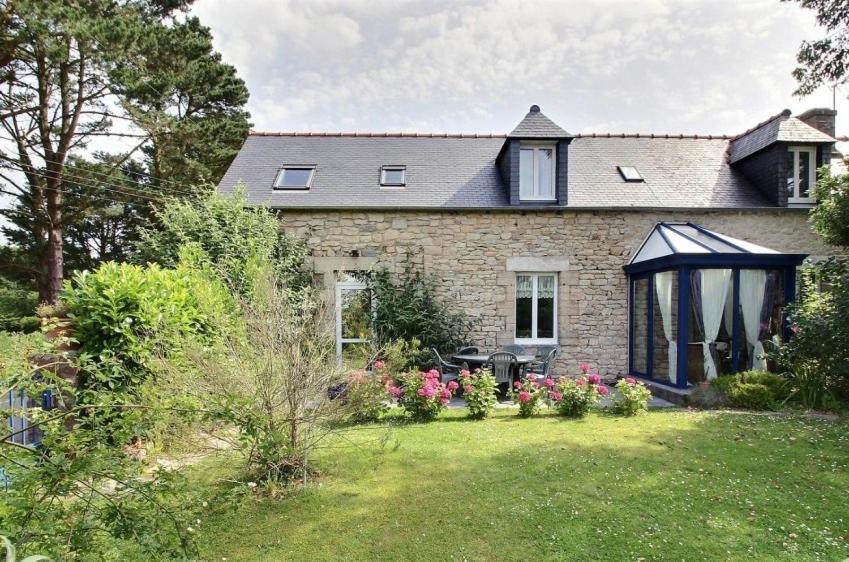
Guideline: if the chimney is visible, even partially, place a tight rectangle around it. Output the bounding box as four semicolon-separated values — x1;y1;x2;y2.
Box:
797;107;837;137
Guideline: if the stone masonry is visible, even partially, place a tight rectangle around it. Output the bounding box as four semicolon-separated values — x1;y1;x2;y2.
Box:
279;208;835;377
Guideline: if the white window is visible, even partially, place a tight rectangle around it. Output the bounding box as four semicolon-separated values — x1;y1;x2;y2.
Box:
617;165;643;182
273;166;315;189
519;144;556;201
515;273;557;344
786;146;816;204
380;166;406;187
335;274;371;361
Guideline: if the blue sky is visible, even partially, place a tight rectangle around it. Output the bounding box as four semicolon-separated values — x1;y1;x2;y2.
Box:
192;0;849;137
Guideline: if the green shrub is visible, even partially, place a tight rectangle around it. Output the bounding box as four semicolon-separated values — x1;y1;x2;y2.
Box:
551;375;602;418
727;383;775;411
459;368;498;419
63;250;236;393
344;364;392;424
0;278;38;333
366;267;470;369
390;369;457;422
610;378;652;416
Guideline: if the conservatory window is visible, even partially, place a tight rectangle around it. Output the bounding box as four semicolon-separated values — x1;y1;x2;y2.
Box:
786;146;816;204
515;273;557;343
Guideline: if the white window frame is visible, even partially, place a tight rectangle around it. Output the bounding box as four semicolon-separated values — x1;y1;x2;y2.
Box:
380;165;406;188
335;274;370;359
519;143;556;201
273;166;316;190
787;146;816;204
514;272;558;345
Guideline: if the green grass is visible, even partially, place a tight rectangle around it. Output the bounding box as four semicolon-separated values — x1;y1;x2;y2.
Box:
195;409;849;561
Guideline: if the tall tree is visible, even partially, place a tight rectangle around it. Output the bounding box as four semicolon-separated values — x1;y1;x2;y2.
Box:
0;1;249;303
791;0;849;95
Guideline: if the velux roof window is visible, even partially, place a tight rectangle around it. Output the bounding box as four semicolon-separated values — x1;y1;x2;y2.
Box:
380;166;406;187
273;166;315;190
617;166;643;182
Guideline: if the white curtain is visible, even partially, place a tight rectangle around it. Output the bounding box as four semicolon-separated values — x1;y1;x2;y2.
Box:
699;269;732;381
740;270;768;371
723;282;734;337
516;275;533;299
654;271;676;383
537;275;555;298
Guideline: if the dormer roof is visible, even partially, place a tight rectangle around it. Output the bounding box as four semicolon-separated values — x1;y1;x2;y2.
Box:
507;105;572;139
728;109;836;163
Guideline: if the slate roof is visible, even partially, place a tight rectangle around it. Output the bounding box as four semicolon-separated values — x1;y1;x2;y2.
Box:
508;105;572;138
728;109;836;163
219;132;771;209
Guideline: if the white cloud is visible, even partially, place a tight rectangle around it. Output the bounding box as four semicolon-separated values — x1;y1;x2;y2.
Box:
192;0;849;136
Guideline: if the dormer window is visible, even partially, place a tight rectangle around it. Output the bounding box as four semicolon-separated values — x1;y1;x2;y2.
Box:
380;166;406;187
786;146;816;204
519;144;555;201
274;166;315;190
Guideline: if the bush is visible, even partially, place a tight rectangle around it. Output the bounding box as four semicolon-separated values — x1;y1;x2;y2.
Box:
611;377;652;416
511;376;546;417
727;382;775;411
63;249;236;393
366;267;470;369
459;368;497;419
550;374;603;418
389;369;457;421
344;367;392;424
0;278;38;333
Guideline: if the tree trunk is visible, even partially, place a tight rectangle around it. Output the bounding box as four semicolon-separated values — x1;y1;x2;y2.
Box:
41;186;64;304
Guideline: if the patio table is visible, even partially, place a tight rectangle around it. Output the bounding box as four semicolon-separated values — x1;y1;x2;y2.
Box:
451;353;536;369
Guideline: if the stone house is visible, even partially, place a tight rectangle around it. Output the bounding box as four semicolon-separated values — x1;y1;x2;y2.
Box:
218;105;840;390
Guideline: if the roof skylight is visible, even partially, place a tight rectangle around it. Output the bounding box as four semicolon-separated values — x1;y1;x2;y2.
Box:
617;166;643;182
380;166;406;187
273;166;315;189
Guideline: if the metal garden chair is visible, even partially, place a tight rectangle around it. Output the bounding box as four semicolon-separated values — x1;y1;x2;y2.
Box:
526;347;558;380
431;348;462;384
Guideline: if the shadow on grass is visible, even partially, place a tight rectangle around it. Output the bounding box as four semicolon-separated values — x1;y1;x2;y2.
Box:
199;411;849;562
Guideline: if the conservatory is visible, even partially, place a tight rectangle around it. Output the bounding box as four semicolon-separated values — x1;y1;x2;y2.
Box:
624;223;806;389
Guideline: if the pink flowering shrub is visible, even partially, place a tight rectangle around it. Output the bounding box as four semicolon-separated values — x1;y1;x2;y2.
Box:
511;375;545;417
393;369;456;421
345;362;395;423
460;368;498;419
611;377;652;416
549;373;603;418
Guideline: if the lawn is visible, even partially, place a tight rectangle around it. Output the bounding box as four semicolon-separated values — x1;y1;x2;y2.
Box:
195;409;848;561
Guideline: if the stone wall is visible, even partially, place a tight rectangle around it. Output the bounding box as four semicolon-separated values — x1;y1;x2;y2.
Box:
279;208;837;377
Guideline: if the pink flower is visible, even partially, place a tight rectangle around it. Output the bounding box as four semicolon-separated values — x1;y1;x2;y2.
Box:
532;381;540;388
350;370;366;383
388;386;403;398
514;381;522;389
460;369;471;378
588;373;601;385
549;391;563;401
373;360;385;371
463;384;474;394
576;377;586;386
440;397;450;405
543;378;555;388
596;385;609;396
418;384;436;398
518;391;531;403
416;387;426;397
447;380;459;392
580;363;591;374
425;369;440;380
624;377;636;385
440;388;452;400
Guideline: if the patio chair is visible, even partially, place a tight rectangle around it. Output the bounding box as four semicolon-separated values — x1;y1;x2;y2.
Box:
431;348;462;384
526;348;558;380
534;345;559;360
500;344;525;355
486;351;517;388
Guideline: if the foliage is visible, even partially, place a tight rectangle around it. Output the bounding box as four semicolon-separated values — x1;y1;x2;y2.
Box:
0;536;50;562
0;0;249;303
458;368;497;419
62;250;236;393
137;189;309;295
550;374;602;418
365;267;470;368
775;260;849;408
713;371;789;411
790;0;849;96
344;368;392;424
158;270;348;483
610;377;652;416
1;347;201;560
810;171;849;248
510;375;545;417
389;369;457;422
0;278;38;333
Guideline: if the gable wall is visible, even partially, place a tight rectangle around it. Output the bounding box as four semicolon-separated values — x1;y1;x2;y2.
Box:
280;208;835;376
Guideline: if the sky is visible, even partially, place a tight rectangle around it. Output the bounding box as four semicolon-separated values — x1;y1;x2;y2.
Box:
191;0;849;137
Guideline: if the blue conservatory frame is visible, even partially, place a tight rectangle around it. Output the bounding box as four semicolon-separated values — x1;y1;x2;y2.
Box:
623;223;806;389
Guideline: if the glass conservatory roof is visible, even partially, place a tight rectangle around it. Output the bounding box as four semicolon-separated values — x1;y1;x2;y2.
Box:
629;223;780;265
